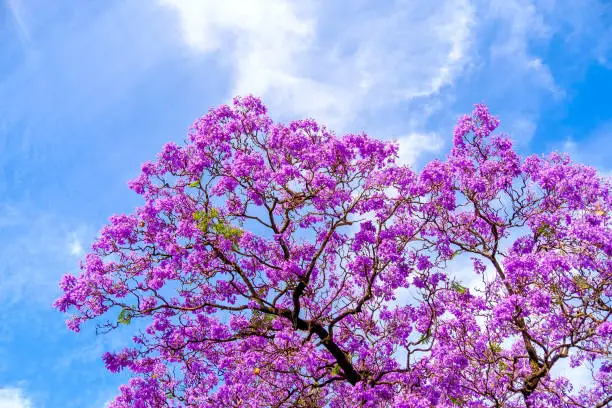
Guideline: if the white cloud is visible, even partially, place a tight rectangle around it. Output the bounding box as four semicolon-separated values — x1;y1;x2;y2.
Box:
549;353;593;391
458;0;565;145
0;204;23;228
0;1;179;124
5;0;31;45
0;207;89;306
487;0;549;54
553;123;612;175
503;116;538;146
67;231;84;257
526;58;564;98
0;387;32;408
396;132;444;167
68;236;83;257
159;0;313;54
160;0;474;129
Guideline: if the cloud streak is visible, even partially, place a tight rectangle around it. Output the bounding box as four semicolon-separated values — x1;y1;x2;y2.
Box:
161;0;474;129
0;387;32;408
5;0;31;45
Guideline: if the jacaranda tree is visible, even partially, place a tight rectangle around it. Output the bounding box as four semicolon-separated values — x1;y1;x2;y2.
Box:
55;97;611;407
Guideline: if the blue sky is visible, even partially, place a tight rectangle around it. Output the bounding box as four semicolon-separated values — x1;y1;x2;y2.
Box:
0;0;611;406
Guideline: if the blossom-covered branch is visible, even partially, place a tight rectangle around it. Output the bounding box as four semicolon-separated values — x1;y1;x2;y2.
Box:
55;97;611;407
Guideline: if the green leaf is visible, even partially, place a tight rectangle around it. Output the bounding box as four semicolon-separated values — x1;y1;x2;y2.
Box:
449;397;464;406
573;275;590;290
452;282;467;294
212;222;227;235
197;219;210;233
193;207;242;242
536;222;554;238
488;343;502;353
118;308;132;325
418;332;432;344
213;219;243;241
188;180;200;188
249;310;275;331
208;207;219;219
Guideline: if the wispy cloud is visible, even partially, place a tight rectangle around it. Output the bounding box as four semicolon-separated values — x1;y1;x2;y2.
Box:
5;0;31;45
158;0;607;152
0;387;32;408
555;122;612;173
160;0;474;129
0;204;90;306
0;1;177;125
67;234;84;257
396;132;444;168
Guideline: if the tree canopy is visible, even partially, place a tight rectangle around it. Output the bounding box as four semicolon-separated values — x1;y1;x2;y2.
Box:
55;96;611;407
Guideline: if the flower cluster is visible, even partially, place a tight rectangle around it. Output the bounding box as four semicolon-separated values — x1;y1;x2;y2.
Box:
56;97;611;407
